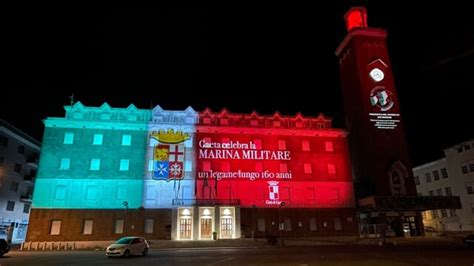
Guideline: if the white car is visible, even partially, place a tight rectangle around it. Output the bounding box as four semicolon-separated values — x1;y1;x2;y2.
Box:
105;236;149;257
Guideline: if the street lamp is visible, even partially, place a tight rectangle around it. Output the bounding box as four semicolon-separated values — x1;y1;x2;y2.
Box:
278;201;285;247
123;201;129;235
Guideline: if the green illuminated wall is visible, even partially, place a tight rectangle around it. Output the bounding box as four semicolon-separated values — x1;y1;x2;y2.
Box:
33;102;150;209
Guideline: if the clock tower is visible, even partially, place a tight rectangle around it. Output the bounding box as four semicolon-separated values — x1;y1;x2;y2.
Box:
336;7;420;236
336;7;461;238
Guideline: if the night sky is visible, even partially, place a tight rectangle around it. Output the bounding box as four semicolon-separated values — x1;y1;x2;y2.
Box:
3;3;474;166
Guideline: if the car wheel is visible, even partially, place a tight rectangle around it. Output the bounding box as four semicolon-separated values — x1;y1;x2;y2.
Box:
123;250;130;258
143;247;149;256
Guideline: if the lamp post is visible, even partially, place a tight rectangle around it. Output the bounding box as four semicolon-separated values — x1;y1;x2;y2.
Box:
123;201;129;235
278;201;285;247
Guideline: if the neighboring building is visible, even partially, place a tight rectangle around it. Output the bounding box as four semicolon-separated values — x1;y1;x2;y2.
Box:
414;140;474;233
0;119;41;243
27;102;358;242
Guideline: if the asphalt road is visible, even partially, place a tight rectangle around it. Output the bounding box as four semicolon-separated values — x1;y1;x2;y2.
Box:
1;245;473;266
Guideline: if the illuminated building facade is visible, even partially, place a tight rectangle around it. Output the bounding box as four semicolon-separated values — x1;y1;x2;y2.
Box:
27;102;358;242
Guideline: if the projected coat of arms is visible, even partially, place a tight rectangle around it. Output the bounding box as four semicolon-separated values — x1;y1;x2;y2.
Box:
150;129;190;181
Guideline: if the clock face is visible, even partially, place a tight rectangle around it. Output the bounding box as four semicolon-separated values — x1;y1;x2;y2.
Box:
369;68;384;82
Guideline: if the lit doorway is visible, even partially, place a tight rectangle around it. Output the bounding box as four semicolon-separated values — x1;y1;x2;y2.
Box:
178;208;193;240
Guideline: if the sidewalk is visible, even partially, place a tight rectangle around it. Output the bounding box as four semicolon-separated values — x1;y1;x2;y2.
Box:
15;236;465;251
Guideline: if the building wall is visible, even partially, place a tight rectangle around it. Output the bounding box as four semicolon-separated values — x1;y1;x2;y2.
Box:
32;102;150;209
28;103;358;241
0;120;41;243
27;209;171;241
142;106;197;208
414;140;474;232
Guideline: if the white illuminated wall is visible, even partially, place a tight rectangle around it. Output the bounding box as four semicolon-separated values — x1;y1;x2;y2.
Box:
143;106;198;208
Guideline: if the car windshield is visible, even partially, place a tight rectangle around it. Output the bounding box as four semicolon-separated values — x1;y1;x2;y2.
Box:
115;237;133;244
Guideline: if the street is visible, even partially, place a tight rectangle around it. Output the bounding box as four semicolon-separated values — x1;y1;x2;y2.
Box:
1;245;472;266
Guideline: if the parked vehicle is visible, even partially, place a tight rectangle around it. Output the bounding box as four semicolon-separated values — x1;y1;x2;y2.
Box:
105;236;149;257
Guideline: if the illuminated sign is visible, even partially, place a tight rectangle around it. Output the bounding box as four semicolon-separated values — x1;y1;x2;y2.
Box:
197;139;293;181
266;181;282;205
369;86;400;129
151;129;190;181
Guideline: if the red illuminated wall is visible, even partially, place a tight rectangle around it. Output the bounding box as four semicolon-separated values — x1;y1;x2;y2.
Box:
195;109;356;208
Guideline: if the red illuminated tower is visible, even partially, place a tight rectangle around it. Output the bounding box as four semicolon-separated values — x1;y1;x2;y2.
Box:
336;7;420;236
336;7;460;237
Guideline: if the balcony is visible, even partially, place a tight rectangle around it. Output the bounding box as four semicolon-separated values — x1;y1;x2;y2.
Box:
20;194;32;203
172;199;241;206
23;172;35;182
26;155;39;167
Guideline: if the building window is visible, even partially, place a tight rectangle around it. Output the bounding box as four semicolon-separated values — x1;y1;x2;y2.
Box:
461;163;469;174
23;203;30;214
220;118;228;125
334;217;342;231
414;176;420;185
257;218;265;232
432;210;439;219
115;220;124;234
280;163;288;173
284;218;292;231
466;186;474;195
148;160;154;172
421;211;426;219
82;220;93;235
325;141;334;152
328;164;336;175
254;139;262;149
119;159;129;171
6;201;15;211
470;161;474;172
122;134;132;146
433;171;440;181
278;140;286;150
144;219;154;234
445;187;452;196
425;173;432;183
441;168;448;178
309;217;317;231
0;135;8;147
59;158;70;170
203;117;211;124
10;181;19;192
14;163;22;173
50;220;61;235
304;163;312;174
317;123;325;129
93;134;103;145
429;190;434;196
203;161;211;171
436;189;443;196
17;145;25;154
441;209;448;218
302;141;310;151
222;161;230;172
185;160;192;172
64;132;74;144
471;204;474;214
449;209;457;217
465;145;471;150
90;159;101;171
